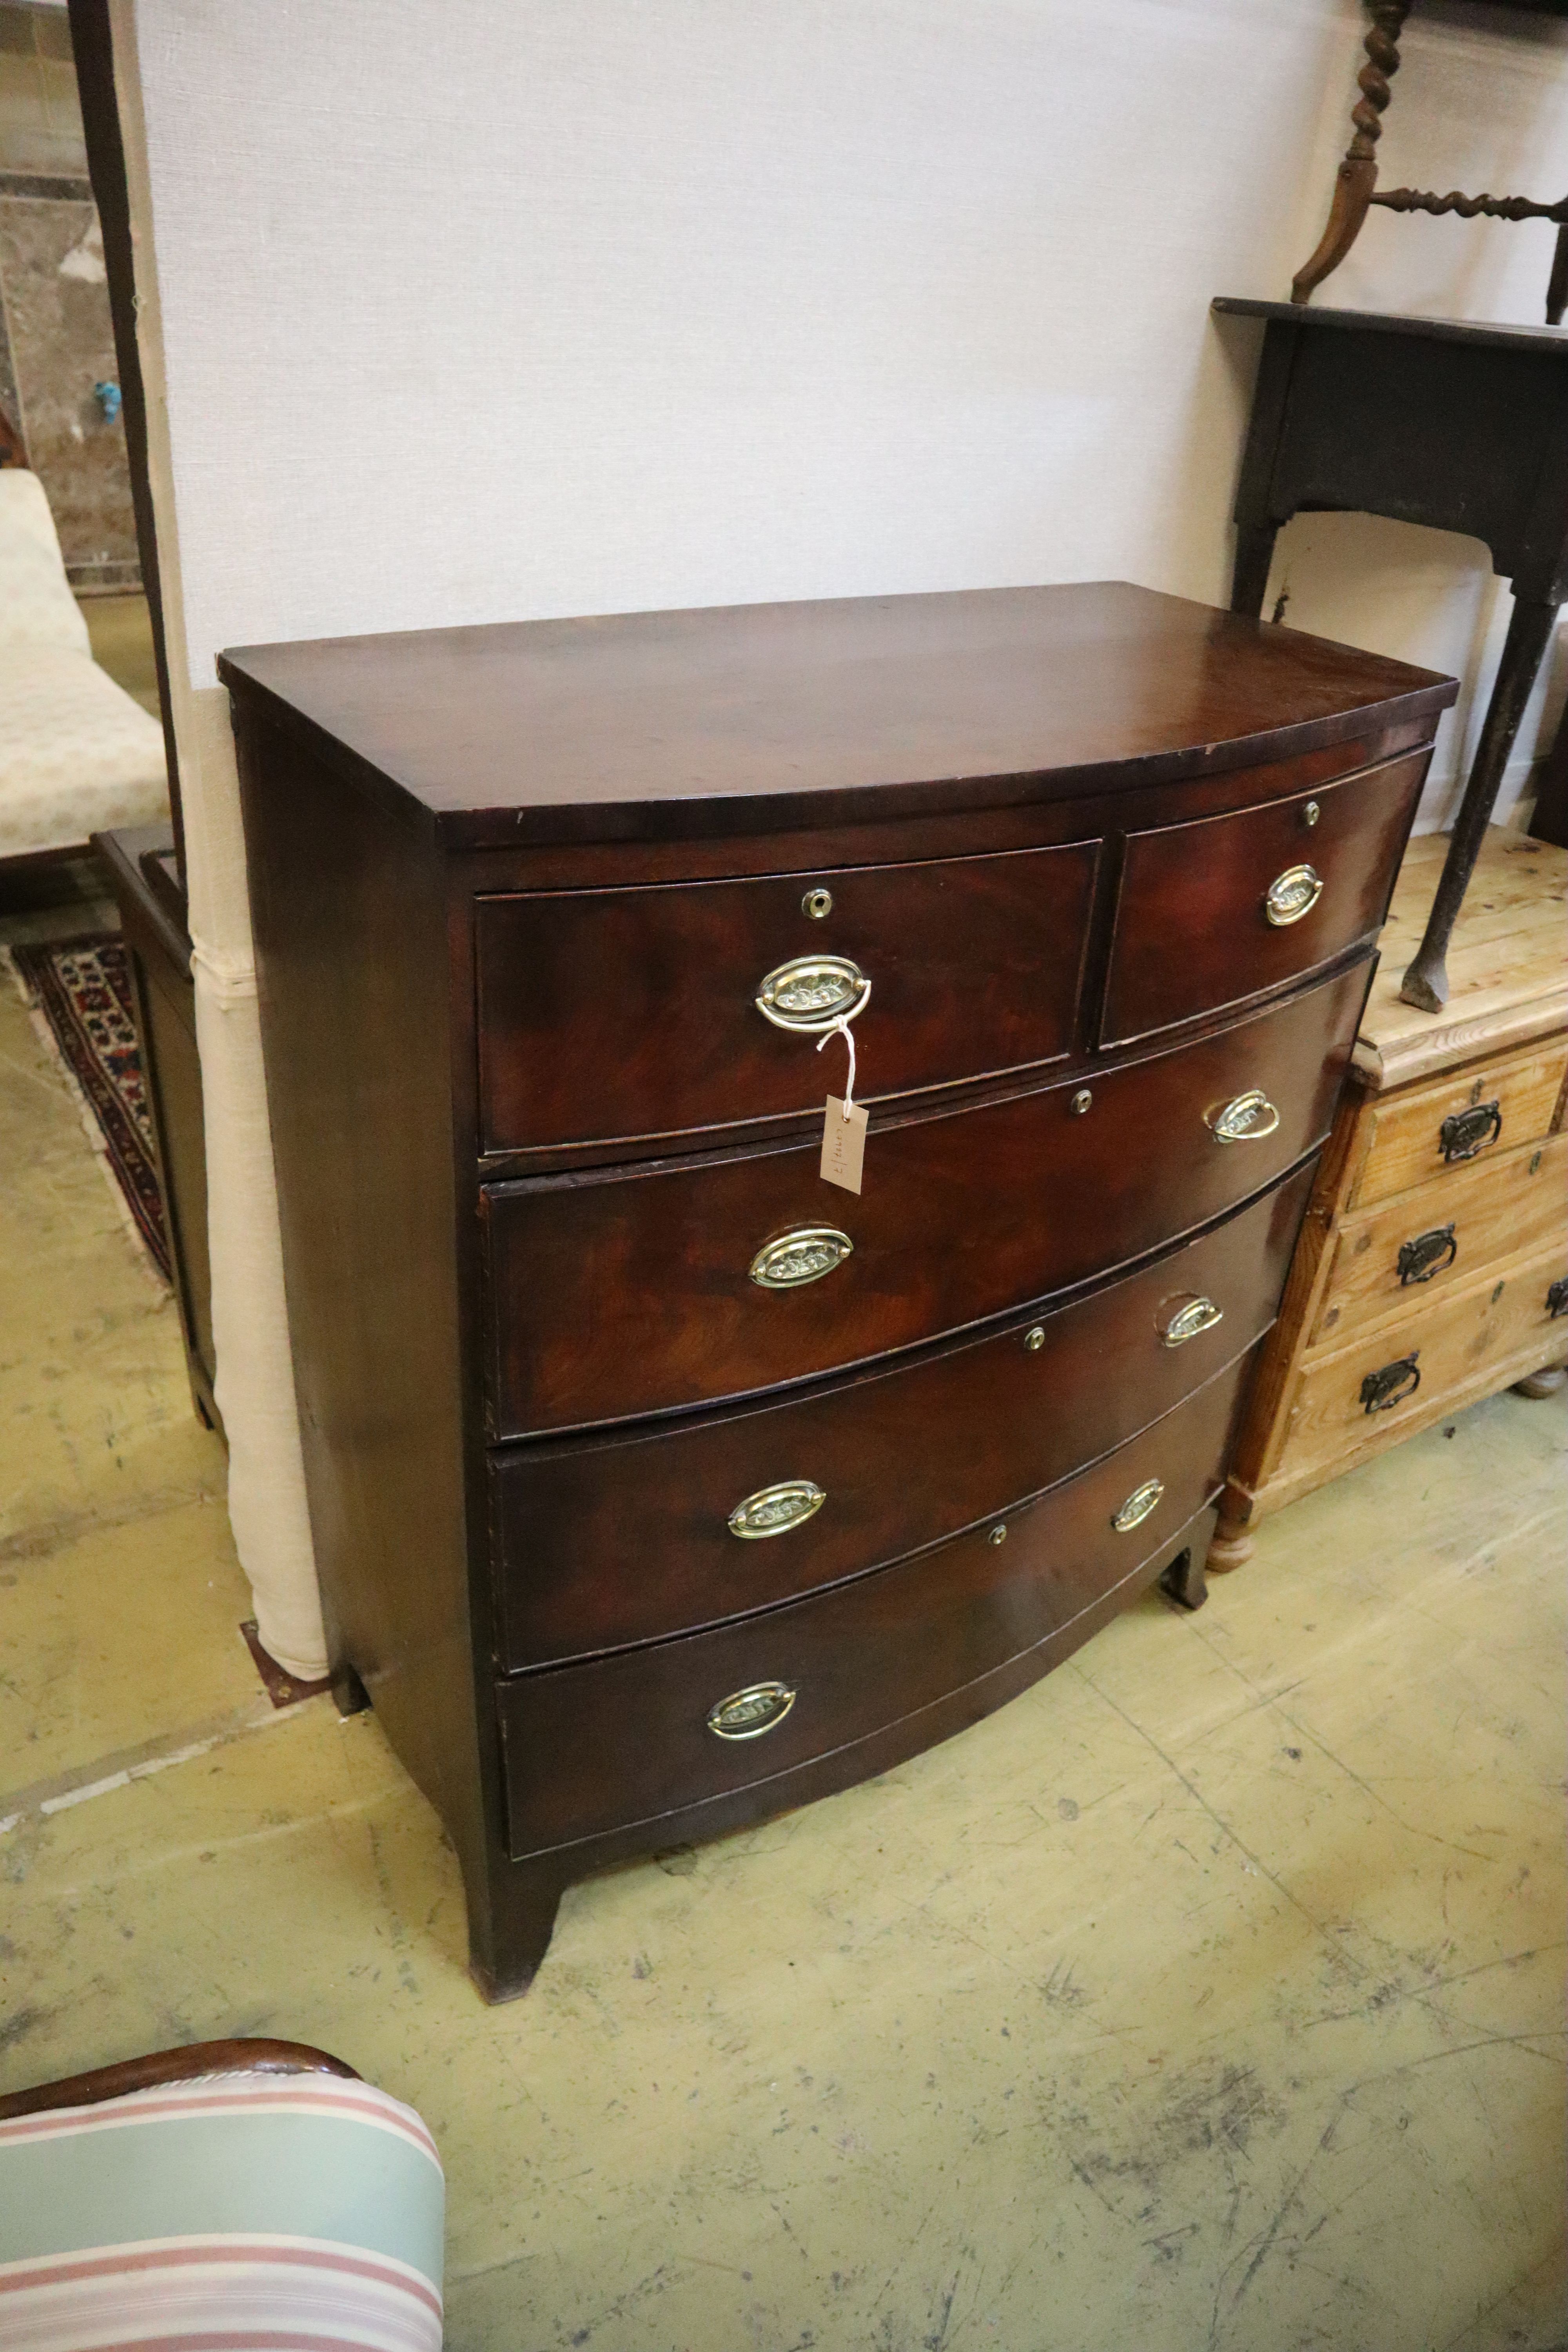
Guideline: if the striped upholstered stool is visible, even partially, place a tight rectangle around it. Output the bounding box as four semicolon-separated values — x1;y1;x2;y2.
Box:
0;2042;443;2350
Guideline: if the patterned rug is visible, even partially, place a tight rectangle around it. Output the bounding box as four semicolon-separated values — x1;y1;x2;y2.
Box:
7;932;171;1281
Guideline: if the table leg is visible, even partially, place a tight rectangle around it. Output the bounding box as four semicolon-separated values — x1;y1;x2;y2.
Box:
1230;524;1281;622
1399;596;1559;1012
1549;221;1568;327
1530;699;1568;851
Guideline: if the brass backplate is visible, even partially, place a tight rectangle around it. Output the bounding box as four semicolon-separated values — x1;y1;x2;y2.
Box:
1160;1294;1224;1347
755;955;870;1033
728;1480;826;1539
707;1681;798;1740
1112;1477;1165;1534
1264;863;1323;926
1208;1089;1281;1144
749;1227;854;1289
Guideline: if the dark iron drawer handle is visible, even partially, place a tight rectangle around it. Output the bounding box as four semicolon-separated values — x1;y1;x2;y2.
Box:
1360;1352;1421;1414
1439;1101;1501;1163
1397;1224;1457;1286
1548;1276;1568;1319
707;1681;797;1740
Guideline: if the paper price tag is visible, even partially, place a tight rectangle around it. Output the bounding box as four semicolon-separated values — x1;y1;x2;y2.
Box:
820;1094;867;1194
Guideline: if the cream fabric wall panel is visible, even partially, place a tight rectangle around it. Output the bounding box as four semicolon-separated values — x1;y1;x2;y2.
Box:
111;0;323;1677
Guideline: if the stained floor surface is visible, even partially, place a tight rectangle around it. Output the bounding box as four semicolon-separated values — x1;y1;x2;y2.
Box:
0;950;1563;2352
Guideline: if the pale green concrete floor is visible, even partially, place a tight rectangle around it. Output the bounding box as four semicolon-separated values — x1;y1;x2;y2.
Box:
1;960;1564;2352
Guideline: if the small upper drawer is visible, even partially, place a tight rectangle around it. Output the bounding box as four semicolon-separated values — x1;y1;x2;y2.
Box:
475;839;1099;1154
483;956;1369;1436
1102;750;1425;1045
1347;1034;1568;1210
488;1163;1312;1669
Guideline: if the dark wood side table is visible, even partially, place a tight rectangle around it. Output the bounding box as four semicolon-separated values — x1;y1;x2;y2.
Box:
1214;296;1568;1012
94;824;221;1435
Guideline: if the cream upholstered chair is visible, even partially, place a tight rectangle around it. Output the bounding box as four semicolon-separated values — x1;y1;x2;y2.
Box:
0;468;168;864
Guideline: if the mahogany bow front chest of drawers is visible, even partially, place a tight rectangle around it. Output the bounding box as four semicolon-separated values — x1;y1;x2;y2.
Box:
225;582;1455;1999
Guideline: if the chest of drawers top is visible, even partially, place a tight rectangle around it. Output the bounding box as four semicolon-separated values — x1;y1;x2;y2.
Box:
219;579;1449;850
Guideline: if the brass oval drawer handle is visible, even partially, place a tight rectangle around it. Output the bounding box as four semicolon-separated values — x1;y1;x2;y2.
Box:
728;1480;826;1540
1439;1100;1501;1163
1207;1089;1281;1143
1397;1224;1457;1287
748;1226;854;1290
1547;1275;1568;1319
1160;1295;1224;1348
755;955;871;1033
707;1681;797;1740
1359;1352;1420;1414
1112;1478;1165;1534
1264;863;1323;926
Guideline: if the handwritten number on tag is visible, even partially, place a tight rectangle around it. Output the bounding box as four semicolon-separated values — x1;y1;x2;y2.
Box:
817;1016;867;1193
821;1095;867;1193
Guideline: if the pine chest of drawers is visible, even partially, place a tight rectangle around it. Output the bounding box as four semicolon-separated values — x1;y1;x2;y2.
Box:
225;582;1454;1999
1214;829;1568;1559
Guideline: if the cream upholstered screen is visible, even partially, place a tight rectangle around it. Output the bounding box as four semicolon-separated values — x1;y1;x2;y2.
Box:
0;470;168;858
109;2;327;1682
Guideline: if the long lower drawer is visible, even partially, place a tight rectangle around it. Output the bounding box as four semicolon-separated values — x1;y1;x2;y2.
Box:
1283;1237;1568;1474
483;956;1369;1434
489;1164;1313;1667
496;1349;1256;1859
1310;1130;1568;1349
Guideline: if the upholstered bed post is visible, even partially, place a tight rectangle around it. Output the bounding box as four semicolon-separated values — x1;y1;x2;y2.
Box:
104;0;327;1681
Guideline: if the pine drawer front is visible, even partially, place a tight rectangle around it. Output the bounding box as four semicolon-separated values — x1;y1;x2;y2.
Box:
475;838;1100;1154
483;957;1368;1436
1310;1130;1568;1350
1281;1239;1568;1477
1347;1036;1568;1210
1102;750;1425;1047
496;1350;1254;1858
489;1165;1313;1667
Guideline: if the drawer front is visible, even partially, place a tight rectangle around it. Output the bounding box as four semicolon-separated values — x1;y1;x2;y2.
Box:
490;1166;1312;1667
1103;750;1423;1046
496;1351;1254;1858
1311;1130;1568;1349
476;839;1100;1153
483;956;1370;1435
1285;1240;1568;1473
1349;1035;1568;1209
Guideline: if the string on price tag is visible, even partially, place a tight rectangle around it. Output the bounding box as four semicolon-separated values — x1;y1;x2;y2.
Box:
818;1016;868;1194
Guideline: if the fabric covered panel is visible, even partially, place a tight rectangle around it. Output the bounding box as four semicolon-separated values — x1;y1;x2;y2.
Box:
0;2237;441;2350
0;646;168;857
0;473;91;658
193;949;327;1678
0;2071;443;2349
